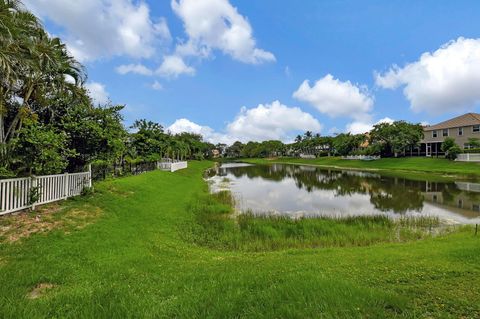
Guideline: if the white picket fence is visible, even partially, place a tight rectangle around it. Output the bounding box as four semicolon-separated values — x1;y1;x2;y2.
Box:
157;160;188;172
170;161;188;172
455;182;480;193
0;169;91;216
342;155;380;161
456;153;480;162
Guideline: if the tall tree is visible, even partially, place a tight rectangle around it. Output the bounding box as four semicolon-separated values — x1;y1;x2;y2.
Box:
370;121;424;157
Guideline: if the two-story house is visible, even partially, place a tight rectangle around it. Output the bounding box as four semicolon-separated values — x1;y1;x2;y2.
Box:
420;113;480;157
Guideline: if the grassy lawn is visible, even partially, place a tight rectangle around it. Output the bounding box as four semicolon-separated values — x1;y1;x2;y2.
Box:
1;161;479;318
243;157;480;178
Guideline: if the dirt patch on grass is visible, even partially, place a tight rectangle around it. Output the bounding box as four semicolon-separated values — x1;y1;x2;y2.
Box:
0;203;102;243
106;185;135;198
27;283;56;300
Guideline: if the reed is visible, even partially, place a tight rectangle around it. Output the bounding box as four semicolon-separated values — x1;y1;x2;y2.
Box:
186;191;449;252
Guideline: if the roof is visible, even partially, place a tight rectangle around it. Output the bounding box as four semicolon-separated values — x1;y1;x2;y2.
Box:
424;113;480;131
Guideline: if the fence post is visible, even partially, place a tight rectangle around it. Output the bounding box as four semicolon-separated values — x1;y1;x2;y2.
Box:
88;164;92;188
64;172;69;199
31;175;37;211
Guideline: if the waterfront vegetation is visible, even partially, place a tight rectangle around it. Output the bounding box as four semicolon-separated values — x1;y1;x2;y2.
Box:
188;190;445;251
1;161;479;318
0;1;214;178
244;156;480;178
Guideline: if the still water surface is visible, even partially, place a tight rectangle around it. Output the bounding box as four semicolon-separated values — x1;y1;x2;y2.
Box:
208;163;480;224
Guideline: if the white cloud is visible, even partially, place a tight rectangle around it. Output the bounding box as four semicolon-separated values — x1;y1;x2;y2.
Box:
168;118;213;135
116;63;154;76
345;117;394;135
293;74;374;121
227;101;322;142
151;81;163;91
167;118;231;144
171;0;275;64
167;101;322;144
157;55;195;78
345;122;374;135
24;0;170;61
375;37;480;114
85;82;109;105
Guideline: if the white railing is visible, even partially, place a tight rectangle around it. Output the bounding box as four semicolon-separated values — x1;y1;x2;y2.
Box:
157;160;188;172
456;153;480;162
342;155;380;161
455;182;480;193
299;154;316;159
170;161;188;172
0;169;91;216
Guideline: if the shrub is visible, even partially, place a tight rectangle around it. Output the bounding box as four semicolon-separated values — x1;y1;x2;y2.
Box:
463;148;480;154
442;137;461;160
446;145;462;160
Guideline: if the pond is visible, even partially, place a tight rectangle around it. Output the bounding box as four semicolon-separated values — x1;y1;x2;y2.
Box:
207;163;480;224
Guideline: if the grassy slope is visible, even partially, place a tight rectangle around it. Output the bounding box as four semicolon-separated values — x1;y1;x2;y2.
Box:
0;161;478;318
243;157;480;178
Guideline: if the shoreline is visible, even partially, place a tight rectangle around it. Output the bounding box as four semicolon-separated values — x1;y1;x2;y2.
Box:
239;157;480;181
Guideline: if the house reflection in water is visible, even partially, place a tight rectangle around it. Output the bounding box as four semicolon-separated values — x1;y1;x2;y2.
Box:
210;163;480;223
423;181;480;219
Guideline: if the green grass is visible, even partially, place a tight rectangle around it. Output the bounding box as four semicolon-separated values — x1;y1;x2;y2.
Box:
186;191;447;251
0;161;479;318
243;157;480;179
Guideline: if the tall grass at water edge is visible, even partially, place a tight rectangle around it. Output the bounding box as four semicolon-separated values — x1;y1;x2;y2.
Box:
184;190;454;252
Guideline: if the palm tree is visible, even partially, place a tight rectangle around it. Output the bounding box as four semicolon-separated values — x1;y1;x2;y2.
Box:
303;131;313;140
0;1;87;174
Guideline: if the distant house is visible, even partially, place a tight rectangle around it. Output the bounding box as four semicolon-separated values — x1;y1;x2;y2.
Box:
419;113;480;157
359;133;370;149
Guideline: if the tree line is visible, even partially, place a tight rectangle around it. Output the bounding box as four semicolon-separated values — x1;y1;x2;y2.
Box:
221;121;426;159
0;1;214;177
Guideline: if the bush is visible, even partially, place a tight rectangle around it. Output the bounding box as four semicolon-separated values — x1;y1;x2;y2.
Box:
442;137;461;160
441;137;456;153
446;145;462;160
463;148;480;154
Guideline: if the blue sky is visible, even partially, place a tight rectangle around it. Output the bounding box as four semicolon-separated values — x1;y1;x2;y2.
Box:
24;0;480;143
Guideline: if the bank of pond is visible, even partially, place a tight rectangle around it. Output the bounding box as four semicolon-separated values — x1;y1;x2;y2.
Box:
190;162;479;251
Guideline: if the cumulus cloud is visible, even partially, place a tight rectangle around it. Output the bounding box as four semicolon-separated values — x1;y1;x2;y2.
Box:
167;118;232;144
85;82;109;105
171;0;275;64
151;81;163;91
167;101;322;144
24;0;170;61
116;63;154;76
156;55;196;78
168;118;213;135
345;117;394;135
227;101;322;142
375;37;480;114
293;74;374;121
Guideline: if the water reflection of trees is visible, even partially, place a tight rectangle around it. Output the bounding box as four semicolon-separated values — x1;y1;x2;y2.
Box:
220;164;464;214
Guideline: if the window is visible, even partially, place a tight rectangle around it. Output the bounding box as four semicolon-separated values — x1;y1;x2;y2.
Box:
464;143;471;150
458;199;463;208
458;127;464;136
442;129;449;137
432;130;437;138
473;204;480;212
473;125;480;133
